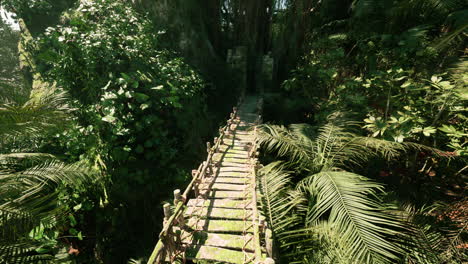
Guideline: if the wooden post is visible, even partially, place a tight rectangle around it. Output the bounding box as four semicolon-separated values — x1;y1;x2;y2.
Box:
250;148;256;158
163;203;171;222
213;137;219;152
173;189;182;205
194;184;199;197
206;142;211;153
219;127;225;144
266;228;273;258
207;161;213;175
259;215;265;233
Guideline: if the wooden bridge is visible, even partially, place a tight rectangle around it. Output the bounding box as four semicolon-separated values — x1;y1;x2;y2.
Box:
147;95;275;264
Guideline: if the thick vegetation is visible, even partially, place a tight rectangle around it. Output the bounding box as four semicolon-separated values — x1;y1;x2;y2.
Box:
0;0;466;263
259;0;467;263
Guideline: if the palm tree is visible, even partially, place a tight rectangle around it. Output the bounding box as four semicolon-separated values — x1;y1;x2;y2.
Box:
256;120;432;263
0;90;106;263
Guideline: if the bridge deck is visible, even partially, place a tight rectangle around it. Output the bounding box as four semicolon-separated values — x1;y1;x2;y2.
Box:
182;96;260;263
147;96;274;264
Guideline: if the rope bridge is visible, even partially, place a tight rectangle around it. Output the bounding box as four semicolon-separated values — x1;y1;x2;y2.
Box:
147;95;275;264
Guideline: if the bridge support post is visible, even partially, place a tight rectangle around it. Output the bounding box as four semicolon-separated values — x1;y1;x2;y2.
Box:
173;190;185;228
259;215;265;233
219;128;224;143
173;189;182;205
193;184;200;197
163;203;171;223
266;228;274;259
206;142;211;153
207;162;213;176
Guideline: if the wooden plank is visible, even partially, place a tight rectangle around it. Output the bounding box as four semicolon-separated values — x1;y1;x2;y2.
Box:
186;219;252;233
221;157;249;163
224;138;255;143
219;167;251;173
185;245;254;264
220;161;252;167
223;141;250;147
219;146;250;152
215;177;250;184
214;154;249;163
185;207;245;219
225;149;249;155
207;190;251;199
180;231;254;251
224;153;249;158
187;198;253;209
200;183;246;191
217;171;250;177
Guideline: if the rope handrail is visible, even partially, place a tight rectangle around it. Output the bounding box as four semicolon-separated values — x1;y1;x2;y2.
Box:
147;97;243;264
250;97;264;263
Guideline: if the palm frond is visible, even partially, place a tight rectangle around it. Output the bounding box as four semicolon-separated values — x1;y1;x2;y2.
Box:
0;160;105;219
351;0;465;33
298;170;403;263
260;122;445;172
0;209;36;241
0;90;72;148
281;221;355;264
257;162;305;233
397;203;468;263
434;10;468;50
258;124;313;166
0;153;56;171
0;241;54;264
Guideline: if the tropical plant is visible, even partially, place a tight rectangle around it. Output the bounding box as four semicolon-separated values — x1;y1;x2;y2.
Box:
398;202;467;264
256;120;436;263
0;90;71;151
0;160;105;264
0;90;107;263
29;0;212;261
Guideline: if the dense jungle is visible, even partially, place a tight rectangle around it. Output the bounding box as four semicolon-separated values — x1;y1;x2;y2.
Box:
0;0;466;263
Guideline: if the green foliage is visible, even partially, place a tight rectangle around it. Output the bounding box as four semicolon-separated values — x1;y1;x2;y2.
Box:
0;90;71;152
281;0;467;154
258;121;415;263
271;0;466;262
398;203;467;263
0;88;106;263
1;0;76;35
0;17;26;102
29;0;210;261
